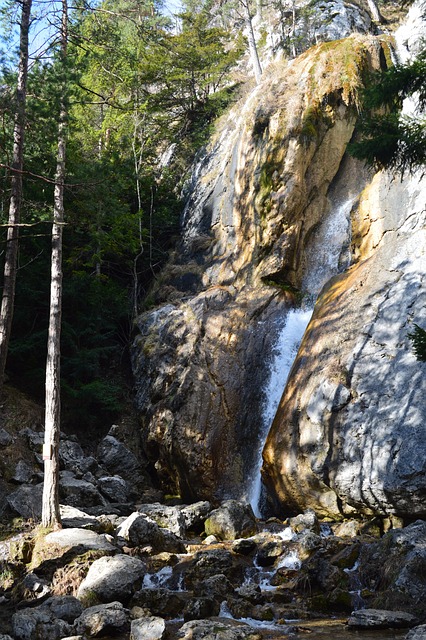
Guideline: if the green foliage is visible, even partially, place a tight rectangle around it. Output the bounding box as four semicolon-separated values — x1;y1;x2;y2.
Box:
0;0;242;431
349;50;426;174
408;324;426;362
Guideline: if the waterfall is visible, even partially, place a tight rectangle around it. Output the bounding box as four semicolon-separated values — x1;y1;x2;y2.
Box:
249;198;354;517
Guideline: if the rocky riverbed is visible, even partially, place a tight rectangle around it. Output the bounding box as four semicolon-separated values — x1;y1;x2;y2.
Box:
1;492;426;639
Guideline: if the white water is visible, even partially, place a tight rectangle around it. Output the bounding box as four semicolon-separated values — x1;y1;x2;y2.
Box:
249;198;354;516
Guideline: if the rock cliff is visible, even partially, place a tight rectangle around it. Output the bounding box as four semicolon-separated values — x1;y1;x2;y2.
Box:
132;1;425;518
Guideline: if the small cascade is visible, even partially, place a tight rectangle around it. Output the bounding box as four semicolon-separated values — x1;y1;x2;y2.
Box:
249;198;354;516
142;564;186;592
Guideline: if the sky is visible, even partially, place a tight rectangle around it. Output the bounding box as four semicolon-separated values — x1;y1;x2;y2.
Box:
0;0;184;65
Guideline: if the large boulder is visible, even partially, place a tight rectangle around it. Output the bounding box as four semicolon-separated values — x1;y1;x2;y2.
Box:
117;512;186;553
138;503;186;537
6;484;43;520
347;609;417;629
12;597;82;640
77;554;146;604
75;601;130;637
131;616;166;640
205;500;256;541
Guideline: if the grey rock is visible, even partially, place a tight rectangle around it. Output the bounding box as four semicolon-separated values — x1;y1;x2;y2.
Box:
0;635;15;640
59;476;107;509
406;625;426;640
6;483;43;519
11;460;35;484
59;439;85;470
98;475;130;503
22;572;50;597
130;616;166;640
180;501;211;532
347;609;418;629
138;503;186;537
183;597;220;621
44;596;83;623
204;500;256;541
75;601;130;636
177;619;262;639
44;527;116;552
0;428;12;446
60;504;101;530
11;597;82;640
97;436;142;486
77;554;146;604
21;427;44;451
117;512;186;553
196;574;235;601
131;587;188;618
289;509;320;534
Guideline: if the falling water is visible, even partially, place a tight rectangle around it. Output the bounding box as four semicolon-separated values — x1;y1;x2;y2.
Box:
249;198;354;517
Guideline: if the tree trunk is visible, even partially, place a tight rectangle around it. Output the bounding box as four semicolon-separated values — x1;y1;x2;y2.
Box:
0;0;32;392
42;0;68;529
367;0;385;24
240;0;263;84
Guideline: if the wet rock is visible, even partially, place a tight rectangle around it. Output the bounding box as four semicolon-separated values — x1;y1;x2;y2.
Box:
138;503;186;537
236;584;264;604
131;587;188;618
177;619;262;639
185;549;235;587
204;501;257;541
180;501;211;532
59;476;107;509
255;539;284;567
6;483;43;519
289;510;320;534
44;527;116;552
131;615;166;640
98;475;130;503
183;597;220;621
197;574;236;601
406;625;426;640
348;609;417;629
232;538;257;555
75;601;130;636
77;554;146;605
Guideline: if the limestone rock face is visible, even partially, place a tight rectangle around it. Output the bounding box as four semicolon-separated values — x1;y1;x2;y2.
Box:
262;162;426;519
132;33;388;503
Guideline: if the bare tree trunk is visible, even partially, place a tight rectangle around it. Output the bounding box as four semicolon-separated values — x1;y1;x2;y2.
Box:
240;0;263;84
42;0;68;529
367;0;385;24
0;0;32;392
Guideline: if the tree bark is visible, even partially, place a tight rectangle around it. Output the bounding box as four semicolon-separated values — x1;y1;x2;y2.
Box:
367;0;385;24
0;0;32;392
42;0;68;529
